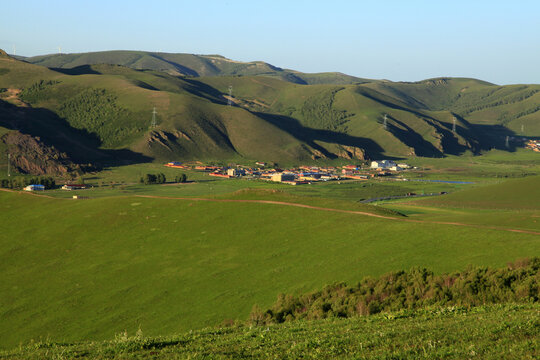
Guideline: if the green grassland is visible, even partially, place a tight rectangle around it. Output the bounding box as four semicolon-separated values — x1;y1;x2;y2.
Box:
2;304;538;359
383;175;540;233
1;189;538;349
2;49;540;355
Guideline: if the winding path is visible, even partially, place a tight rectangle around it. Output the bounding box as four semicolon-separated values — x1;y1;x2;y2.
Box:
134;194;540;236
2;189;538;235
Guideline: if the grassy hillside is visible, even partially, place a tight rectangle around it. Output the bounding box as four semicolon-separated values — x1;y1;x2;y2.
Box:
366;78;540;137
20;50;374;85
2;304;538;359
3;49;540;172
0;190;538;349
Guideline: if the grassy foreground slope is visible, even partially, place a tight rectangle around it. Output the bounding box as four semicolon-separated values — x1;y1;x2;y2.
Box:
1;190;539;349
2;304;538;359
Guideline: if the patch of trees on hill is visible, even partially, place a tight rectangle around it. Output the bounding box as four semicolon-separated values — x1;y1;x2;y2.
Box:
249;258;539;325
0;176;55;189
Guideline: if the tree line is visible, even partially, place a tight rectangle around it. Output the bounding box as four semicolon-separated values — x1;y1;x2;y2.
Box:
139;173;188;185
0;176;56;189
249;257;539;325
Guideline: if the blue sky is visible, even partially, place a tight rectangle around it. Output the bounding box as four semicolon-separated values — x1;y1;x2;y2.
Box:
1;0;539;84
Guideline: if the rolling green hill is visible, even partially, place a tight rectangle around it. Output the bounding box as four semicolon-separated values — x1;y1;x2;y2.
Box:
19;50;374;85
2;49;540;176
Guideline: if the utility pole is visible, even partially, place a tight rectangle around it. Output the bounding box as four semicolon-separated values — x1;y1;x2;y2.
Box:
505;136;510;148
227;85;233;106
151;107;157;128
383;114;388;130
452;116;457;133
7;153;11;177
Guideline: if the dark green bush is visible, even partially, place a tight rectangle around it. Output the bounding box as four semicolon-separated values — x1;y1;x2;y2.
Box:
250;258;540;324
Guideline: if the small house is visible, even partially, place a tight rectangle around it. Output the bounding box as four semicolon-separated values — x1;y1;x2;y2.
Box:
62;184;87;191
24;184;45;191
271;173;296;182
227;168;246;177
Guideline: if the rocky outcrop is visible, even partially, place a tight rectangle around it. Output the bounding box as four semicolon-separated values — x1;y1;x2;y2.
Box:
2;131;84;175
336;145;367;160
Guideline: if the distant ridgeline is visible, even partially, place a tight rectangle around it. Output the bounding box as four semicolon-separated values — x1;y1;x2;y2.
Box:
249;258;539;324
1;49;540;172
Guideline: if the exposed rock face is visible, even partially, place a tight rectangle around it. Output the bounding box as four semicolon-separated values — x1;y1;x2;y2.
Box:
2;131;84;175
336;145;367;160
310;149;327;160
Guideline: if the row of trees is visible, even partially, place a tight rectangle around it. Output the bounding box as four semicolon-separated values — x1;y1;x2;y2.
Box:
249;257;539;325
140;173;167;185
175;174;187;183
0;176;56;189
139;173;188;185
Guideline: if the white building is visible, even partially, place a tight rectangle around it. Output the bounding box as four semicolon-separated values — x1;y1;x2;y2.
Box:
24;184;45;191
271;173;296;182
370;160;397;169
227;168;245;177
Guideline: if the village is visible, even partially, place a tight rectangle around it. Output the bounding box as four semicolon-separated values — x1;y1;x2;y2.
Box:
164;159;413;185
525;139;540;152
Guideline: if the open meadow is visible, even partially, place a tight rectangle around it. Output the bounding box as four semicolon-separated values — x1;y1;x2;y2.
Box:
1;157;539;349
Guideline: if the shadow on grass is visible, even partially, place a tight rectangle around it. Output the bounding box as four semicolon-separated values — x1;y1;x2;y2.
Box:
0;99;152;170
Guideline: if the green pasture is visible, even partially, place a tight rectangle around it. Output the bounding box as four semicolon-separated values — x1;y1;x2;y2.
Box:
0;190;538;349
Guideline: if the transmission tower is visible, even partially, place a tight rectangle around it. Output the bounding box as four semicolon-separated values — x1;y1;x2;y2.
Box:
452;117;457;133
151;107;157;128
227;85;233;106
383;114;388;130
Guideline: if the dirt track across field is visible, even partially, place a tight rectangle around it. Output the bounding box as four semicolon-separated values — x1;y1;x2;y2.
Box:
134;194;540;236
2;189;538;235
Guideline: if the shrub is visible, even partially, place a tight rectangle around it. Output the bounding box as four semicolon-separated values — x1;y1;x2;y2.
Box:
249;258;540;324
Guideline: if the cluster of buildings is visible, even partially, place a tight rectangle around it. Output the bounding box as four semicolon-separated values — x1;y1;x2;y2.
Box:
525;140;540;152
165;160;411;185
23;183;88;191
370;160;410;172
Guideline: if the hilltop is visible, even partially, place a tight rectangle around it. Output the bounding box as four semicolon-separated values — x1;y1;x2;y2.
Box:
18;50;374;85
2;49;540;175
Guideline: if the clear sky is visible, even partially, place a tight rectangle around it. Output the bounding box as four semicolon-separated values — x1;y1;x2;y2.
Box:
1;0;539;84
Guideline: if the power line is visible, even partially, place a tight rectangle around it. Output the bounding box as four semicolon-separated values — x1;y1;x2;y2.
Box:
151;107;157;128
227;85;233;106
